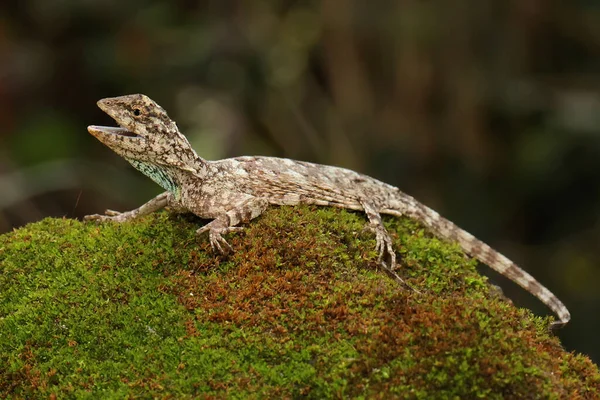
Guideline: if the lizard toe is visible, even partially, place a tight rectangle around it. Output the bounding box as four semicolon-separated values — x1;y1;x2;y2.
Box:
222;226;244;234
208;231;234;254
196;225;210;236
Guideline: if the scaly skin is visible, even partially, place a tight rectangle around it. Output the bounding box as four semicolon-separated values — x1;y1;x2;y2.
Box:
85;94;570;329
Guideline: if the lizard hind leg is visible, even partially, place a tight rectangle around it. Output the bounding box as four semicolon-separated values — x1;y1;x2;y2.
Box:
360;201;397;269
360;201;419;292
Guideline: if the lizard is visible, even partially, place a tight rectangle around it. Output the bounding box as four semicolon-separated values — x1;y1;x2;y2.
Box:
84;93;571;329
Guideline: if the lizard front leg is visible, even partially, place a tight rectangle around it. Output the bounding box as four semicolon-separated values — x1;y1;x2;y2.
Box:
84;191;176;222
196;196;269;254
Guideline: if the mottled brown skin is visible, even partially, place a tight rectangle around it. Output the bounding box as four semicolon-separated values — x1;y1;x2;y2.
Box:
85;94;570;329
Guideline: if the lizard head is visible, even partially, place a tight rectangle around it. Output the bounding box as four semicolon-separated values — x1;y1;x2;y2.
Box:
88;94;202;195
87;94;198;168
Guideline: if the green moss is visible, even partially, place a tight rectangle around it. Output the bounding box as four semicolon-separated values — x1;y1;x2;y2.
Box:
0;206;598;398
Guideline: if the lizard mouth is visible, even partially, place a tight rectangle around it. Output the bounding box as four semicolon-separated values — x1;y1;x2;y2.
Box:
87;125;141;138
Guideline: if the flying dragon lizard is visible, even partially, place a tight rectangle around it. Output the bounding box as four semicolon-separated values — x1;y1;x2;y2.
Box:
84;94;570;329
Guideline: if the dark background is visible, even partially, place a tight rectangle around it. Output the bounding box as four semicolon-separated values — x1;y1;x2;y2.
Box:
1;1;599;363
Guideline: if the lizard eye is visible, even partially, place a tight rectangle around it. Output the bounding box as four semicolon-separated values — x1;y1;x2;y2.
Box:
133;108;142;116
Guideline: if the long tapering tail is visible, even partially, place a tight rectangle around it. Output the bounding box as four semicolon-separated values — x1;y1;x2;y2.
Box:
388;193;570;328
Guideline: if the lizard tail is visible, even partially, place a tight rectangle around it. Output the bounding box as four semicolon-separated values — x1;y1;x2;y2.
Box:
388;195;570;328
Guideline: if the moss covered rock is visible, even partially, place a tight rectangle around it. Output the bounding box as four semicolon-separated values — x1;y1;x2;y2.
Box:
0;206;598;398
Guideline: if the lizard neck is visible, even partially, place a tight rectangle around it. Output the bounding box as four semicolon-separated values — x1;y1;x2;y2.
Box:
128;159;182;198
127;156;207;200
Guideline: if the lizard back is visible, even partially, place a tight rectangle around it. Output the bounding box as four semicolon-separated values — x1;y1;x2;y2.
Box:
210;155;570;327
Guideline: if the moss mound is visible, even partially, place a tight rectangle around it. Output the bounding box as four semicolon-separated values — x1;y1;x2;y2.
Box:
1;206;598;398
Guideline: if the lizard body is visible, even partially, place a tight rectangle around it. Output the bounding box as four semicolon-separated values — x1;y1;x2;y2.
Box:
85;94;570;328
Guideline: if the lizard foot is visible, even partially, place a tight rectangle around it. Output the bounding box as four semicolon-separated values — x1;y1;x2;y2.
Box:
196;224;244;254
369;229;420;294
377;234;397;270
365;223;397;270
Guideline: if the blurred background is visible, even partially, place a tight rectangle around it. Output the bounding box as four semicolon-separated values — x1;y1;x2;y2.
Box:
1;1;599;363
